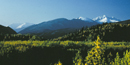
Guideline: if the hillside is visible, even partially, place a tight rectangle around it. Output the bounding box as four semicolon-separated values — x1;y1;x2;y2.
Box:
0;25;45;41
53;20;130;42
38;27;88;39
0;25;16;34
116;19;130;24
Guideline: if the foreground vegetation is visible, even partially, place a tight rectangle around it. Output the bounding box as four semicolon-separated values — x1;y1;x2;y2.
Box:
0;36;130;65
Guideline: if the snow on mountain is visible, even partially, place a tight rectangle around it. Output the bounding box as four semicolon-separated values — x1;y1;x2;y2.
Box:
9;23;33;33
110;20;119;22
93;15;120;23
8;15;120;33
85;18;94;22
75;15;120;23
16;23;26;29
76;17;86;20
93;16;102;21
75;17;94;22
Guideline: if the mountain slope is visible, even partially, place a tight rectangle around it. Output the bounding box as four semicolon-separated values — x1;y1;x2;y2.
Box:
116;19;130;24
38;28;83;39
9;23;33;32
0;25;17;34
53;20;130;42
19;18;98;34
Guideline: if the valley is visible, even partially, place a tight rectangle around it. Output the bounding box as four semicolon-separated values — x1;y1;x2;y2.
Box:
1;0;130;65
0;17;130;65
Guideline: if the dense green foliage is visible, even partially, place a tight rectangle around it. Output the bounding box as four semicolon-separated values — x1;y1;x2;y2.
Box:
0;25;16;34
36;28;81;39
0;34;46;41
0;37;130;65
53;22;130;42
0;25;47;41
1;20;130;65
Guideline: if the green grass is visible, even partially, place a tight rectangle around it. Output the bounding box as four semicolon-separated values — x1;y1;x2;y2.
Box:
0;38;130;65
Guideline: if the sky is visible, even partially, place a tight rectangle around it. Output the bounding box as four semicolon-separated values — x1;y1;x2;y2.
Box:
0;0;130;26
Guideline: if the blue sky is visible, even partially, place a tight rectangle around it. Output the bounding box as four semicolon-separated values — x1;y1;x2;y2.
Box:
0;0;130;26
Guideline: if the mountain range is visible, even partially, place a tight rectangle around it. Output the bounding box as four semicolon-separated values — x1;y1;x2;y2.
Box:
18;18;98;39
75;15;120;23
8;15;120;33
93;15;121;23
5;15;121;39
19;18;98;33
1;15;130;41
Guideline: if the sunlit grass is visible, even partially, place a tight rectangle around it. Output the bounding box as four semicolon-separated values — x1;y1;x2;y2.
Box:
0;37;130;65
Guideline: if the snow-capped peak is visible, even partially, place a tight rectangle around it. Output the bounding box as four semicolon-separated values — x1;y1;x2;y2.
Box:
93;16;102;21
92;15;120;23
75;17;94;22
16;23;26;29
9;23;34;32
76;16;86;20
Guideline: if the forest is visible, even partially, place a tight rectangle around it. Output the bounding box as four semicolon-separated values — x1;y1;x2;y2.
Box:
0;22;130;65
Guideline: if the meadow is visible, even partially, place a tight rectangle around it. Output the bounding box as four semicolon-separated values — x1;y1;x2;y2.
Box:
0;36;130;65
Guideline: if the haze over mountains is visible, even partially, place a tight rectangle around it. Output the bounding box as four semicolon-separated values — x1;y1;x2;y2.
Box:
1;15;130;41
8;15;118;39
18;18;98;39
4;15;121;39
7;15;120;33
